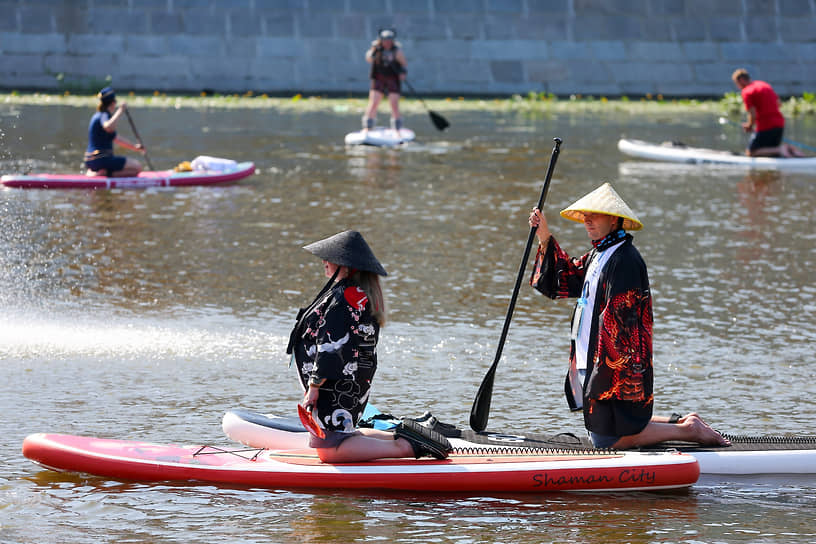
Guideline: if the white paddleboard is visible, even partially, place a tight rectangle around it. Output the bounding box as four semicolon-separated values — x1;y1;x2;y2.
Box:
222;409;816;475
618;138;816;172
345;127;415;147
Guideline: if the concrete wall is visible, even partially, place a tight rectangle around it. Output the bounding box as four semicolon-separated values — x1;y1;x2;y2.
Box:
1;0;815;97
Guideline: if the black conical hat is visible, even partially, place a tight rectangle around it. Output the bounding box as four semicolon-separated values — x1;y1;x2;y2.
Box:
303;230;387;276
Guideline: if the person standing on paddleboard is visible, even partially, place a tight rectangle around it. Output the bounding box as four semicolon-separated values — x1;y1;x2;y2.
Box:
84;87;145;177
731;68;804;158
286;230;451;463
528;183;729;449
362;29;407;134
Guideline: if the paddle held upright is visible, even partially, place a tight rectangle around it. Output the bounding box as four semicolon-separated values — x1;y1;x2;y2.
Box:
469;137;563;432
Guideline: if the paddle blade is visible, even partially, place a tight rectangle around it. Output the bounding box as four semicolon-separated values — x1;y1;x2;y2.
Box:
429;110;449;131
469;367;496;432
298;404;325;439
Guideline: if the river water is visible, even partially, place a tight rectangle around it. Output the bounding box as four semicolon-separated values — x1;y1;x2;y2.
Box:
1;102;815;542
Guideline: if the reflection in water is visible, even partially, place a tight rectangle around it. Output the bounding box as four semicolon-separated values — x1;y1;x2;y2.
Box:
293;496;370;543
733;169;779;261
287;491;701;543
345;146;403;189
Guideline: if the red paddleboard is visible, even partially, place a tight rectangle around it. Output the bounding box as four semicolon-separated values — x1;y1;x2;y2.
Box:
1;162;255;189
22;433;699;493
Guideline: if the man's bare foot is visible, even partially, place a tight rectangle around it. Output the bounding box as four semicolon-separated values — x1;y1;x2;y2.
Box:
786;144;806;158
681;413;731;446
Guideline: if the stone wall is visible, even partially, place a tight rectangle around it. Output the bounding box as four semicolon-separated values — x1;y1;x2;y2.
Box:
1;0;815;97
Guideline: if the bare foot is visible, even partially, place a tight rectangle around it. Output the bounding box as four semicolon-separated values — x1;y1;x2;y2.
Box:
681;413;731;446
787;144;805;158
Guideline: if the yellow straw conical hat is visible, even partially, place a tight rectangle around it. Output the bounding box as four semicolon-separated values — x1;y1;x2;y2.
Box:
560;182;643;231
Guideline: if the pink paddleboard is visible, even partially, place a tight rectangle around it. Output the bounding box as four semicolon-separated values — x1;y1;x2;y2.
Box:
22;432;700;493
2;162;255;189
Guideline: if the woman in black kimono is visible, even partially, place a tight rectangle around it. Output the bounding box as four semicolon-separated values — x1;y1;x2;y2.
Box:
287;230;450;462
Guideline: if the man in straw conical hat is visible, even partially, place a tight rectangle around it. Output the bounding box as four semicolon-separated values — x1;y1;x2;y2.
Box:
528;183;728;449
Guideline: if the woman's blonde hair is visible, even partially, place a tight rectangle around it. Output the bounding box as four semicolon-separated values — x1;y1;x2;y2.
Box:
350;270;386;326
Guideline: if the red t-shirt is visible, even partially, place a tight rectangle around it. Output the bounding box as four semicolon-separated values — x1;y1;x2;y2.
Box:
741;80;785;131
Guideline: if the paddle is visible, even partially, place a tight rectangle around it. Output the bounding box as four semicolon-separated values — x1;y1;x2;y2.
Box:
123;108;155;170
402;80;450;131
469;137;563;433
298;403;326;439
718;116;816;153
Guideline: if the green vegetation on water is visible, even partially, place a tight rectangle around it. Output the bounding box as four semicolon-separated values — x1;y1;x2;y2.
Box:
3;90;815;117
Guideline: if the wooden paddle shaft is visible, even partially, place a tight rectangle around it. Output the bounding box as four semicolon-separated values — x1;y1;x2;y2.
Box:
123;108;155;170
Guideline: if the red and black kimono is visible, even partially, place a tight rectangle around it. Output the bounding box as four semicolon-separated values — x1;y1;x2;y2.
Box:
530;234;654;437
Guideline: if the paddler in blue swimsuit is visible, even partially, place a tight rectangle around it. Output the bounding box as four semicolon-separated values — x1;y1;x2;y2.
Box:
84;87;145;177
528;183;730;449
286;230;451;463
362;29;407;133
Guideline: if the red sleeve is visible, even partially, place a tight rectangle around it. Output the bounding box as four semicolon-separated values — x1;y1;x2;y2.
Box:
530;237;591;299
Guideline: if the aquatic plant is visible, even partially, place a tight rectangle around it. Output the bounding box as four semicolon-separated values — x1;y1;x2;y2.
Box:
719;91;816;116
0;90;813;117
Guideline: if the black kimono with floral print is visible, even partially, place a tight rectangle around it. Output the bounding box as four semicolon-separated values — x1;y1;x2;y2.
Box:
530;234;654;437
290;278;379;434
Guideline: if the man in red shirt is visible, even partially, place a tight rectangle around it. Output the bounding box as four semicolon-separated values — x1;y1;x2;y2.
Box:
731;68;804;158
